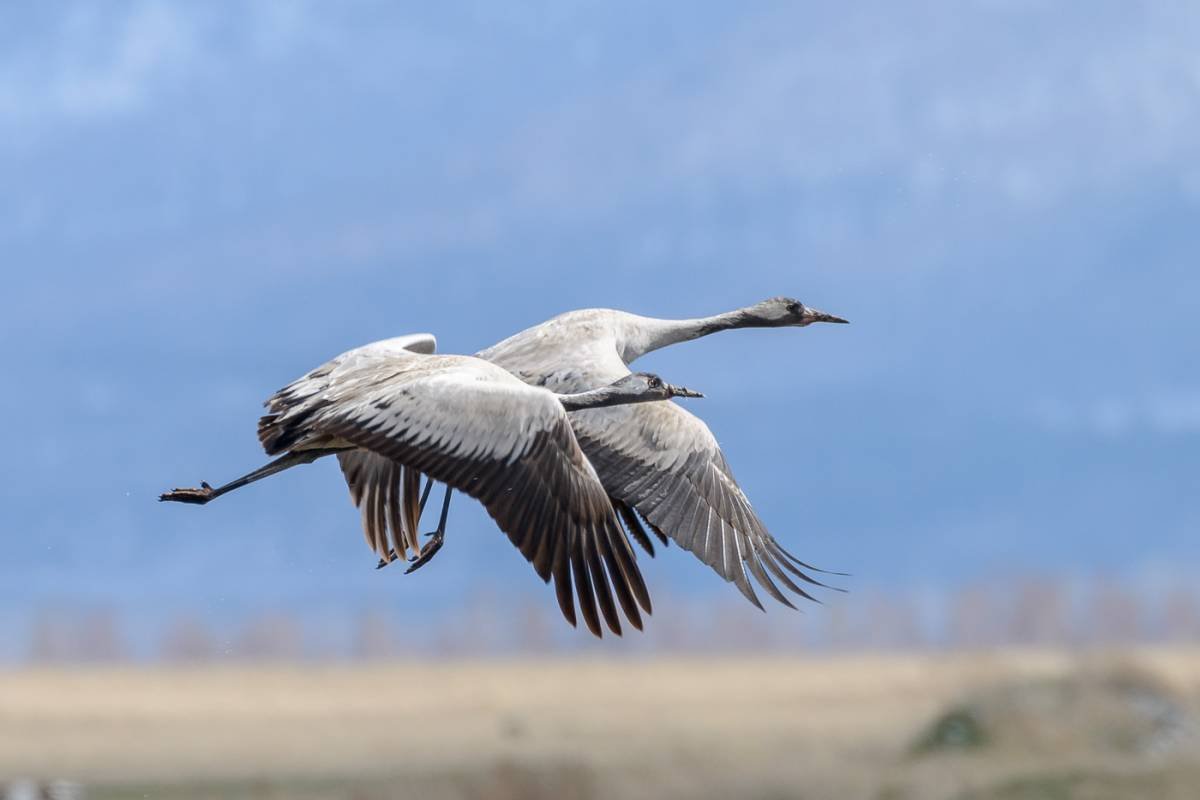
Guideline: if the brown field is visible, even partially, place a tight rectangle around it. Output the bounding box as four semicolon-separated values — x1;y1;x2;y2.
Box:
2;649;1199;799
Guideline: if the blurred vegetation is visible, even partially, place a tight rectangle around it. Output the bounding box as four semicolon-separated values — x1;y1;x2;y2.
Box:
913;665;1193;757
12;575;1200;665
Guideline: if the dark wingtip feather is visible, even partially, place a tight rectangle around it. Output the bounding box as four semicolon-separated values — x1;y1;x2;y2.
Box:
556;582;577;628
601;514;653;616
597;528;645;632
758;548;820;604
615;500;656;557
551;538;576;629
584;532;623;636
733;572;765;612
773;541;850;577
768;543;843;591
638;510;669;548
743;549;797;610
571;548;603;638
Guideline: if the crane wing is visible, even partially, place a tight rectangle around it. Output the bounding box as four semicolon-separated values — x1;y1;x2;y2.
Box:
568;400;834;610
276;334;438;566
258;355;650;637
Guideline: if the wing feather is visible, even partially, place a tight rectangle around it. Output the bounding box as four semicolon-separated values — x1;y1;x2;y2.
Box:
261;354;648;636
569;400;835;608
613;499;657;556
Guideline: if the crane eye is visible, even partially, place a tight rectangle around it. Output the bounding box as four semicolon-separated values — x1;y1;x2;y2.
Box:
787;301;802;314
648;376;662;389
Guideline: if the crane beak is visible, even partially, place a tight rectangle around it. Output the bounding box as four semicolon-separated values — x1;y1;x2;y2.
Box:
802;307;849;325
668;384;704;399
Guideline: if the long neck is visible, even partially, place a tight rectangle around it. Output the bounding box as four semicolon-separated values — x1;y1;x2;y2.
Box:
557;386;659;412
618;308;761;363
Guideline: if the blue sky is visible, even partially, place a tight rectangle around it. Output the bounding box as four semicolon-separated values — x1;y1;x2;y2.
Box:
2;1;1197;651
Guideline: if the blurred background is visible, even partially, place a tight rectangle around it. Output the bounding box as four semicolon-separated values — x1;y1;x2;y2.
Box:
1;1;1198;798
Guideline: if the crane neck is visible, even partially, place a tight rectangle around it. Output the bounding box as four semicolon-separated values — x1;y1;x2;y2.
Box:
618;309;760;363
557;386;659;412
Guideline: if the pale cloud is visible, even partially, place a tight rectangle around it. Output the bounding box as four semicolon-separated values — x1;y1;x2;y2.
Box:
1034;390;1200;436
3;2;1198;277
0;1;331;135
247;0;329;60
0;3;203;126
1145;390;1200;435
496;2;1200;217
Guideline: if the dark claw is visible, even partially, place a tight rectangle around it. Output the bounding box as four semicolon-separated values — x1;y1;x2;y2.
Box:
404;532;445;574
375;549;400;569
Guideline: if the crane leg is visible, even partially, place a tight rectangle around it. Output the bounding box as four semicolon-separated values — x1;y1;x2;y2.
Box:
159;448;343;505
404;486;453;574
375;476;436;569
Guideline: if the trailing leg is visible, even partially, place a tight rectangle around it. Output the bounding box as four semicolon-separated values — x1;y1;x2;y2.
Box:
159;448;342;505
404;486;453;574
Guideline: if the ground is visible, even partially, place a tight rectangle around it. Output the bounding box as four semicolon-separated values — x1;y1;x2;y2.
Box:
1;649;1197;799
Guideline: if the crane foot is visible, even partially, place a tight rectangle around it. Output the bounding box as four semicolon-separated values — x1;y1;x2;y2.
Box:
159;482;215;504
404;531;445;574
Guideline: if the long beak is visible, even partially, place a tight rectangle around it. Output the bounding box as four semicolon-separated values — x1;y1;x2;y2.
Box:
667;384;704;399
804;306;849;325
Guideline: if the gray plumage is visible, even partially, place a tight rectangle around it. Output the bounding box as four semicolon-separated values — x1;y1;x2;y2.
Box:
161;296;845;634
476;297;848;610
242;337;694;637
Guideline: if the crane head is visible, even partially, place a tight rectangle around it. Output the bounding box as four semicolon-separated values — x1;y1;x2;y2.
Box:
614;372;704;401
748;296;849;327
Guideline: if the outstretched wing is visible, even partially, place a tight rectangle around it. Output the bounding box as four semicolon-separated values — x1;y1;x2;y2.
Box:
259;354;650;637
568;400;833;610
270;334;438;565
259;334;437;434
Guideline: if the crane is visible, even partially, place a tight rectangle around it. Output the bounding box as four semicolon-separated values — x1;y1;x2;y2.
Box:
160;335;701;637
